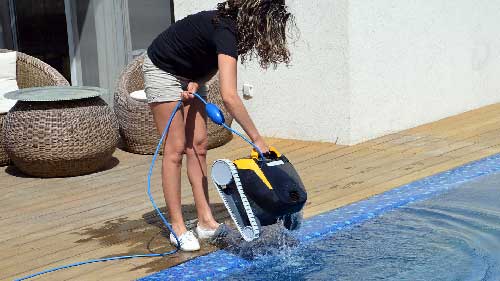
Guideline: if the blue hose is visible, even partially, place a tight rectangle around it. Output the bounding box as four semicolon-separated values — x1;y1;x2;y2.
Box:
15;94;263;280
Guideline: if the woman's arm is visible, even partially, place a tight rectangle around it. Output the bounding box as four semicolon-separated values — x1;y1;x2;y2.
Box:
218;54;269;153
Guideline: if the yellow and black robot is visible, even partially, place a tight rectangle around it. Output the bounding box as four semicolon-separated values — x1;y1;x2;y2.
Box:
211;147;307;242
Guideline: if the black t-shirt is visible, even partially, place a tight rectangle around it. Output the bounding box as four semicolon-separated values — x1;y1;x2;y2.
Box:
147;10;237;81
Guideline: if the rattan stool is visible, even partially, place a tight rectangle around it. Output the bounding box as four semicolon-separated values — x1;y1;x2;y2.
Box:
3;87;119;177
0;49;70;166
0;113;9;166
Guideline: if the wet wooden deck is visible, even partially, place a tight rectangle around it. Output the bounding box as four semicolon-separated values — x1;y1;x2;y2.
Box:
3;103;500;280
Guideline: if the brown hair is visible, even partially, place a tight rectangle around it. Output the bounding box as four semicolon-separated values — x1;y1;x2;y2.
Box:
215;0;296;69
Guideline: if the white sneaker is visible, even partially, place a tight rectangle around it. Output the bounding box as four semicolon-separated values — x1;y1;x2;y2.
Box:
196;223;220;239
170;230;200;251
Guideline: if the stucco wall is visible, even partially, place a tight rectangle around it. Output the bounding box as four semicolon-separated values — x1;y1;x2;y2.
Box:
173;0;500;145
348;0;500;144
173;0;351;143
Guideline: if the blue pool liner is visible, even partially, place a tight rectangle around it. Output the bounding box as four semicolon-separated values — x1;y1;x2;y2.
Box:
140;153;500;280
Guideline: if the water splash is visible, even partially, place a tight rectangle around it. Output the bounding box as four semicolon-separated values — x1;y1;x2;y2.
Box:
213;218;303;260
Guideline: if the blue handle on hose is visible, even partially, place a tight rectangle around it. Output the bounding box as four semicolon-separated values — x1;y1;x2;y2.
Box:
16;93;264;280
194;94;225;125
206;103;226;125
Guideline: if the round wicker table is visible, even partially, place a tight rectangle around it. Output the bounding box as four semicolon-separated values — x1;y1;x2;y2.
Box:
3;87;119;177
0;113;8;166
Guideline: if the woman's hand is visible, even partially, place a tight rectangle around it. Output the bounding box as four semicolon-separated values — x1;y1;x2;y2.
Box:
253;136;270;154
181;82;199;101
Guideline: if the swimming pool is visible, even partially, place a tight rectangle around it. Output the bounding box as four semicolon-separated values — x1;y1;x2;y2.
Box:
224;172;500;280
141;154;500;281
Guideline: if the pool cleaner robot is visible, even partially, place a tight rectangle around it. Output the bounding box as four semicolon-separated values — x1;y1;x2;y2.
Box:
198;94;307;242
194;93;307;241
211;147;307;242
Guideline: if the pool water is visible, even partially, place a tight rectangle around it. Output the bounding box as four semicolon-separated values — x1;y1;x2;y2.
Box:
224;173;500;280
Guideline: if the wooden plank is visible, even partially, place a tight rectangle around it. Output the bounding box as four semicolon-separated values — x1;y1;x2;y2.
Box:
304;142;500;217
303;140;500;214
2;140;304;225
404;103;500;135
0;137;276;214
0;206;231;271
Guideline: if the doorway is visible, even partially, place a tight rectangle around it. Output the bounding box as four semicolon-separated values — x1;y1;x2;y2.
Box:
1;0;71;81
0;0;173;104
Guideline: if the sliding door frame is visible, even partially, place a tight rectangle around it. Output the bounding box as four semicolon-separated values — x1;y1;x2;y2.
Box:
7;0;17;49
64;0;83;86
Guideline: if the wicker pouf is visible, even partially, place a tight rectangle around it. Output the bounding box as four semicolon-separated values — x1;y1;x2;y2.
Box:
0;49;70;167
0;113;9;166
205;77;235;149
114;55;233;155
3;87;119;177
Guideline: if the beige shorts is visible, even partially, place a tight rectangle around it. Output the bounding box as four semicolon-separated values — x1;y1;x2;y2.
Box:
143;54;210;103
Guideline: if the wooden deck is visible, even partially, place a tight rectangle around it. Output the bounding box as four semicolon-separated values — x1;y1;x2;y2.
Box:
3;103;500;280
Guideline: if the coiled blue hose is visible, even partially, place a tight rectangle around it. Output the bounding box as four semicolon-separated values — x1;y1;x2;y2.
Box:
15;94;263;280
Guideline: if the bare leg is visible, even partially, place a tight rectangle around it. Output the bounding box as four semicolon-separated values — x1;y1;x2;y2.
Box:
150;101;188;236
184;98;219;230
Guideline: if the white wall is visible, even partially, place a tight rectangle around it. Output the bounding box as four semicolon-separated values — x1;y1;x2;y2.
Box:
174;0;352;143
173;0;500;145
348;0;500;144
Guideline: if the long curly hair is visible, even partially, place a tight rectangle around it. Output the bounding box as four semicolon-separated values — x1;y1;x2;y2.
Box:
215;0;296;69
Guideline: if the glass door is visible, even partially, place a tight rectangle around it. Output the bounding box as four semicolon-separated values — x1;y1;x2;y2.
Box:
12;0;71;81
0;0;14;49
1;0;173;104
65;0;173;104
127;0;174;60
